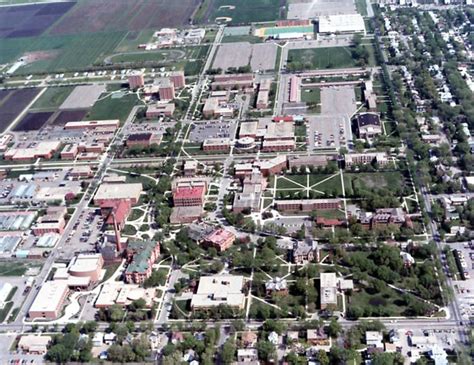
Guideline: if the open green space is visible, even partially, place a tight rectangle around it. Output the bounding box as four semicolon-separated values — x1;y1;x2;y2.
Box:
221;34;263;43
107;45;209;76
1;31;126;75
301;87;321;113
276;173;343;197
204;0;283;25
30;86;74;110
0;262;38;276
343;171;405;196
114;30;155;53
287;45;376;70
85;93;143;123
355;0;368;16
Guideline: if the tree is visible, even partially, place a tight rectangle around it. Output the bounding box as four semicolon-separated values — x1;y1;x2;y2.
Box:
108;304;125;322
257;340;277;363
221;339;236;364
316;350;330;365
46;344;70;363
327;319;342;338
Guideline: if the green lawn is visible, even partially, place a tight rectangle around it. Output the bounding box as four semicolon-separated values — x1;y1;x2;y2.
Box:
2;31;126;75
114;30;155;53
85;93;143;123
287;45;376;70
355;0;368;16
30;86;74;109
344;171;405;196
222;35;262;43
276;173;344;197
107;46;208;76
301;88;321;113
205;0;283;24
0;262;36;276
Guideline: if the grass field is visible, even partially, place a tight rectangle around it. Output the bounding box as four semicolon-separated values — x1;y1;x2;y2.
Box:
85;92;143;123
0;262;36;276
30;86;74;110
343;171;404;196
287;45;376;70
275;173;344;197
355;0;368;16
107;45;209;76
114;30;155;53
301;87;321;113
1;31;126;75
221;35;263;44
204;0;283;24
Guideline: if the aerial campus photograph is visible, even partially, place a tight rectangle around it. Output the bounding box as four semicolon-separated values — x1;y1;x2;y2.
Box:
0;0;473;364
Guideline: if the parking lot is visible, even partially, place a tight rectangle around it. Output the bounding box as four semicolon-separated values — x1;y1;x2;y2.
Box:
212;42;252;71
250;43;277;72
307;114;352;150
306;86;356;150
59;207;103;259
188;120;238;143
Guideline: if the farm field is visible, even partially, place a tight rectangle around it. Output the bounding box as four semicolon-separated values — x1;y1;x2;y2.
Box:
287;45;376;70
85;92;142;123
202;0;283;24
0;2;74;39
30;86;74;110
0;88;41;133
50;0;200;35
13;111;53;131
51;109;88;126
5;31;126;75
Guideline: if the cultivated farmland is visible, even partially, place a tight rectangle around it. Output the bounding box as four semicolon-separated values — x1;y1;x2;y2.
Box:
51;109;88;126
0;2;74;39
13;111;53;131
50;0;200;35
0;88;41;133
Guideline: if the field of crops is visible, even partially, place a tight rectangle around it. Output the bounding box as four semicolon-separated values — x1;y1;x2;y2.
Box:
51;110;88;126
50;0;199;35
13;111;52;131
0;88;41;133
0;2;74;39
0;31;126;74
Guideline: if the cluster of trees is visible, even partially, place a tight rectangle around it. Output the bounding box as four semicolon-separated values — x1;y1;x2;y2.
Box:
45;322;97;363
161;326;220;365
97;300;157;322
107;334;151;363
351;35;370;66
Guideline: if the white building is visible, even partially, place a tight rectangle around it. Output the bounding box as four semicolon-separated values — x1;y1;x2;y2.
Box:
318;14;365;35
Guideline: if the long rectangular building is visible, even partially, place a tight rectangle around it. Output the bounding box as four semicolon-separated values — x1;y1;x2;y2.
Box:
64;120;120;131
275;199;341;212
28;281;69;320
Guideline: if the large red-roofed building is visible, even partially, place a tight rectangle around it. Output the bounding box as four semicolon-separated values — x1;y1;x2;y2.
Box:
173;186;206;207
